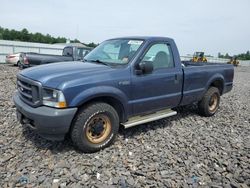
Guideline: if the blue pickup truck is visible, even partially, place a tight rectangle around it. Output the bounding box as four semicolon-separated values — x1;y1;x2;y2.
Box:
13;36;234;152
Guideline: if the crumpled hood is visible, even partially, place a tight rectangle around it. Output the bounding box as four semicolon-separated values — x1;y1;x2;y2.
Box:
20;61;114;89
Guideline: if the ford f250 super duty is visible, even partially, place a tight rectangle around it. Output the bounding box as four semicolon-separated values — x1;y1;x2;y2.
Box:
13;37;234;152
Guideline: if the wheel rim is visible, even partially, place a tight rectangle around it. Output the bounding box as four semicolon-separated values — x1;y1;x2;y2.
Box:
85;114;112;144
209;93;218;113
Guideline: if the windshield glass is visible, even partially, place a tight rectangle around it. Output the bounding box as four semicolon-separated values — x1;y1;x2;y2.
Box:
84;39;144;64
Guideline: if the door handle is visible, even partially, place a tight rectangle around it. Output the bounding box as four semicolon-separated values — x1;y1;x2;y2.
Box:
174;74;179;84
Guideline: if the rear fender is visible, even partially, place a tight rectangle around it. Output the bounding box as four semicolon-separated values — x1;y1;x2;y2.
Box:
205;74;224;94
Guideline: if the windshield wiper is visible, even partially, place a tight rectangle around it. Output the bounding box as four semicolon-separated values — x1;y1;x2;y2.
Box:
87;59;109;66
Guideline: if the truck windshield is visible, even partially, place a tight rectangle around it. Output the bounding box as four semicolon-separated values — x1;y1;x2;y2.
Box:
84;39;144;65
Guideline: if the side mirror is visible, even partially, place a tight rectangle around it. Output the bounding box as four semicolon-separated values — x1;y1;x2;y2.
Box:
137;61;153;74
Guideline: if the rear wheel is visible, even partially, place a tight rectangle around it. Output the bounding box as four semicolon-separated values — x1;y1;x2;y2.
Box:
198;87;220;116
71;102;119;152
18;62;23;69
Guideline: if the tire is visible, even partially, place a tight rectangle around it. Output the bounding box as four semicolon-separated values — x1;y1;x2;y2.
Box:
198;87;220;117
18;63;23;70
16;61;20;67
71;102;119;152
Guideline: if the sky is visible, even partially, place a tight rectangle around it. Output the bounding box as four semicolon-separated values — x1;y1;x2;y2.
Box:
0;0;249;56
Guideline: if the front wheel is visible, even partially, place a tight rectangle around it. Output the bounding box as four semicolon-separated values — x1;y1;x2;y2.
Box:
71;102;119;153
198;87;220;117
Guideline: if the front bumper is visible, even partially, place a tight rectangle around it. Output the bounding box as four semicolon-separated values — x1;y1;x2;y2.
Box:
13;92;77;141
5;59;17;65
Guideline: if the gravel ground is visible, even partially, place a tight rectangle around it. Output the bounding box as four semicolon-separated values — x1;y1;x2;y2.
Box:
0;64;249;188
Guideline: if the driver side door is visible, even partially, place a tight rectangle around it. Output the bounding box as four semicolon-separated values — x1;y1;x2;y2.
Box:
131;42;183;115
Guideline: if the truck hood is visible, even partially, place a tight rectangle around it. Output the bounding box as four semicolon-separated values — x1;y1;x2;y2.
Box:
20;61;115;88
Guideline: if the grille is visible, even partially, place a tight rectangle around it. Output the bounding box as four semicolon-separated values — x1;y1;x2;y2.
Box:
17;75;42;106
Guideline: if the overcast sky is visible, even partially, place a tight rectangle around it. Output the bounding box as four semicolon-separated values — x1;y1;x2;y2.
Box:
0;0;249;56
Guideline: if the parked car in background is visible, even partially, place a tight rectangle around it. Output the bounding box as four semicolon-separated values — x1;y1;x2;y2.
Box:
14;36;234;152
5;53;21;66
19;44;93;69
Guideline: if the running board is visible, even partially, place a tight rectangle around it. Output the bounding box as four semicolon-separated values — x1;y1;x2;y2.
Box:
122;109;177;129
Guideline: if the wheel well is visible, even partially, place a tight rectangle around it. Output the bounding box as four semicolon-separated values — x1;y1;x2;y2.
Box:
80;96;126;122
210;80;223;95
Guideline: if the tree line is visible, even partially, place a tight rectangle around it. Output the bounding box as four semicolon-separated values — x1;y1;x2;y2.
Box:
218;51;250;60
1;27;249;58
0;27;98;47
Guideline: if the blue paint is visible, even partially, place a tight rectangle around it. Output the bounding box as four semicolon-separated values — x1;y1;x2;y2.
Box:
19;36;234;122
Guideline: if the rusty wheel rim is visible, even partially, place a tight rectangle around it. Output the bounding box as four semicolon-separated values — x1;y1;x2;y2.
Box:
85;114;111;144
209;93;218;113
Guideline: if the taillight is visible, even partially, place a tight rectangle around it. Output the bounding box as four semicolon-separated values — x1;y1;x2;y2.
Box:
8;55;15;58
24;57;29;64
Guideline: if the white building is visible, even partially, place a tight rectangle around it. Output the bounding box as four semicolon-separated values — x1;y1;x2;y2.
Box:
0;40;65;63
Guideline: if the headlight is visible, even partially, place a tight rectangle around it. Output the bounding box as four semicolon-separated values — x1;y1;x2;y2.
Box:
42;88;67;108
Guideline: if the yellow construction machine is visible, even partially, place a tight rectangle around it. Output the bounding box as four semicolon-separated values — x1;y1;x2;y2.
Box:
191;52;207;62
227;57;239;66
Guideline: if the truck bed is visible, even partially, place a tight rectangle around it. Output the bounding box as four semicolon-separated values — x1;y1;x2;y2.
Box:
180;61;234;106
21;53;73;67
182;61;227;67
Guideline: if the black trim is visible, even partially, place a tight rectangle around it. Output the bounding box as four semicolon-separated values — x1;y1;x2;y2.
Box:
17;74;43;107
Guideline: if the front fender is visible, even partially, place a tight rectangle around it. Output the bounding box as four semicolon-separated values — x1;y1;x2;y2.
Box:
68;86;129;115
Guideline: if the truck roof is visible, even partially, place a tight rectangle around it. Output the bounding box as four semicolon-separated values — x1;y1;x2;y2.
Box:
108;36;174;42
55;42;93;49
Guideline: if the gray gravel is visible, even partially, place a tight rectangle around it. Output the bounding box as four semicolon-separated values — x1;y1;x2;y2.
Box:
0;64;249;187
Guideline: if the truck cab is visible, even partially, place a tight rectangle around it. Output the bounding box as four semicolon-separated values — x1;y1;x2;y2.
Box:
62;45;92;60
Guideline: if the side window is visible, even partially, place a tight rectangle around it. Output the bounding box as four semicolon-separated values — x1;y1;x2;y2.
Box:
142;43;174;69
77;48;83;59
63;47;73;56
77;48;89;59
